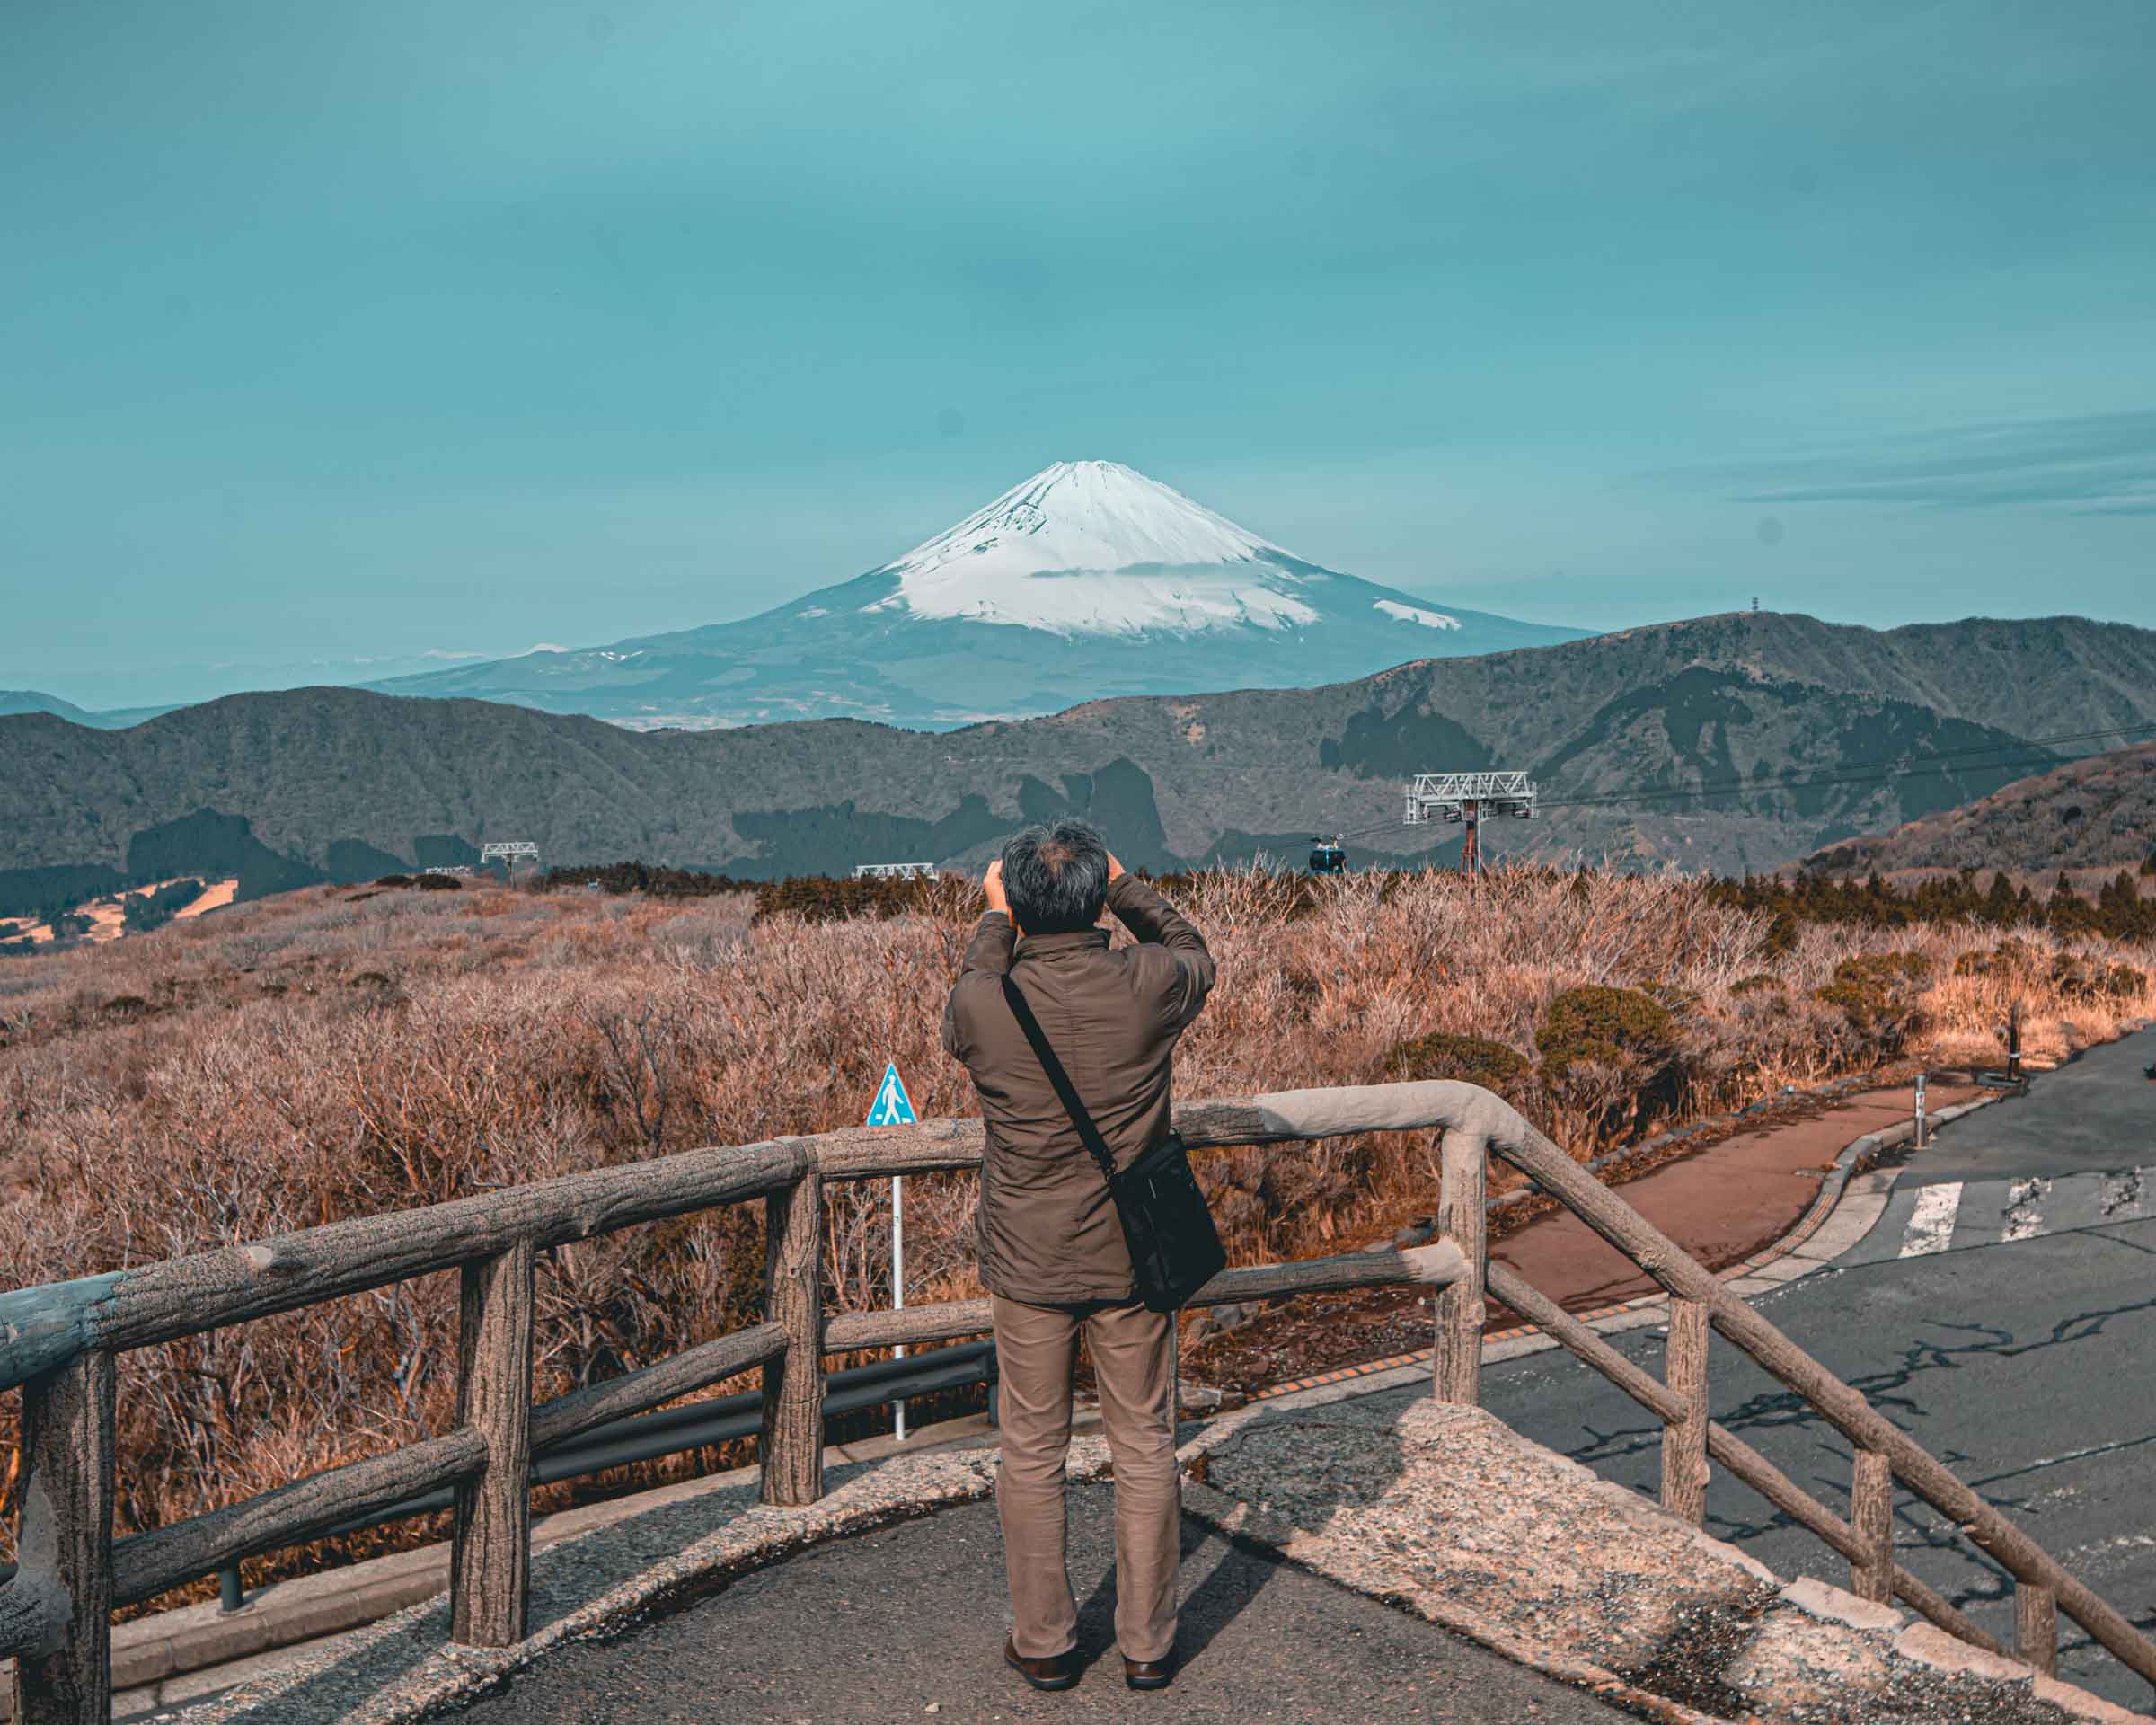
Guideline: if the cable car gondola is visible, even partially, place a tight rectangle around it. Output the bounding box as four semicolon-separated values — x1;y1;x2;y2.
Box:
1307;836;1347;875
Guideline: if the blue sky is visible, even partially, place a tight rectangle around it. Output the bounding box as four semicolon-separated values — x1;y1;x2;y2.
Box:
4;0;2153;708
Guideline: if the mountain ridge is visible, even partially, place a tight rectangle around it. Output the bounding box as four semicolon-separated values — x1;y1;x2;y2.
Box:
0;690;140;730
9;611;2156;908
1803;740;2156;876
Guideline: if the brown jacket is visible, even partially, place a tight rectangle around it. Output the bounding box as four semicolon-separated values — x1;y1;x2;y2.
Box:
942;873;1215;1305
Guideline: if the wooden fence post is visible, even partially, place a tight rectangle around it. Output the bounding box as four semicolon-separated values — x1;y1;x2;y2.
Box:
1850;1448;1895;1604
13;1349;115;1725
450;1238;535;1647
1434;1128;1487;1406
2017;1583;2058;1676
1659;1299;1710;1526
760;1167;826;1507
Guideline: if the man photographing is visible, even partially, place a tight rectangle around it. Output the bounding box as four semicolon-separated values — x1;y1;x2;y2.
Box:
941;819;1216;1694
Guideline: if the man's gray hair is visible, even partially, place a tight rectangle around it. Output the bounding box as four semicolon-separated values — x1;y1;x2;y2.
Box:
1002;819;1110;935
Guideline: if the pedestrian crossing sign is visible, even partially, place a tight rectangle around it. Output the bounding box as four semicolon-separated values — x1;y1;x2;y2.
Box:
866;1061;917;1127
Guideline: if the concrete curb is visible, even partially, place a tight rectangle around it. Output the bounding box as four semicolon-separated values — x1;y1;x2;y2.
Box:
151;1438;1109;1724
65;1414;1020;1721
1177;1471;1736;1725
1732;1576;2151;1722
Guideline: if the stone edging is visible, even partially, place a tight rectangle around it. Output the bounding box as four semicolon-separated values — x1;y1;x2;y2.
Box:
1175;1464;1732;1725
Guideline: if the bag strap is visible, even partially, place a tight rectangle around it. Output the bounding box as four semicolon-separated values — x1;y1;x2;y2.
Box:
1000;973;1118;1186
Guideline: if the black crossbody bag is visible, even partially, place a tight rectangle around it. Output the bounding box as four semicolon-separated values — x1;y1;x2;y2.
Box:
1001;973;1226;1314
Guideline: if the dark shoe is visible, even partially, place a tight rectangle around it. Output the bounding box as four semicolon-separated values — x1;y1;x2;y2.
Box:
1124;1652;1175;1691
1004;1637;1081;1692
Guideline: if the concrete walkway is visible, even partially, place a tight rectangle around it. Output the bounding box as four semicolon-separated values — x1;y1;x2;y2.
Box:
447;1483;1631;1724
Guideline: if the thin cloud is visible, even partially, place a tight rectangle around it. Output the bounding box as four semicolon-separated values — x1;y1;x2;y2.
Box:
1681;410;2156;516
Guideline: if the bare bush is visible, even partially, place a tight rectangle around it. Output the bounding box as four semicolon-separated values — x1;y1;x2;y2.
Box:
0;868;2147;1594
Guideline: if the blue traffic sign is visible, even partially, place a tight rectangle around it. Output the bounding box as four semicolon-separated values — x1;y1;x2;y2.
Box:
866;1061;917;1127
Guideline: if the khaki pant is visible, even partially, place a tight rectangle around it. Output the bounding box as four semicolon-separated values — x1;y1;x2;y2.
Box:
990;1294;1179;1663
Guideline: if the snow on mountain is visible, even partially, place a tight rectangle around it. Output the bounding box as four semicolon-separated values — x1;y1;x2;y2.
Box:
1373;599;1462;631
367;458;1589;728
862;459;1319;635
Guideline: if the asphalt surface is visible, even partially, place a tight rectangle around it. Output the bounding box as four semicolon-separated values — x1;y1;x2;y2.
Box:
1890;1031;2156;1187
1479;1026;2156;1712
446;1483;1629;1724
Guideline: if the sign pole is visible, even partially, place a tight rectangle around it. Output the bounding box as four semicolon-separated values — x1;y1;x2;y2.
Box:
865;1061;919;1446
890;1173;907;1441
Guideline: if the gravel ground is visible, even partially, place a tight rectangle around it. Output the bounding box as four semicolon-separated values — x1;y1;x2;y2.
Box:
438;1483;1631;1724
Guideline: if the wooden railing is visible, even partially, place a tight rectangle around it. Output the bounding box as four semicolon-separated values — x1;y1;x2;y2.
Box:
1;1082;2151;1721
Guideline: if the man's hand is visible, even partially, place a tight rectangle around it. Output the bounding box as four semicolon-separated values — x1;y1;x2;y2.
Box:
1106;850;1126;882
983;859;1009;916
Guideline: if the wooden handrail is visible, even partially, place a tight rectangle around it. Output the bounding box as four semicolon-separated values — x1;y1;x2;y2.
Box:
1658;1299;1710;1526
0;1084;1490;1722
112;1429;490;1611
103;1323;792;1612
0;1141;807;1393
4;1078;2152;1722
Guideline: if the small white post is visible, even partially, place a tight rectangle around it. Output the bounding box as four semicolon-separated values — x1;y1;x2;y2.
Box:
890;1173;907;1441
1914;1072;1928;1149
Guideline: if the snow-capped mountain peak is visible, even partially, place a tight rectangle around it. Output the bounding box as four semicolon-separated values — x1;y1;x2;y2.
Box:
863;460;1318;637
893;460;1286;576
369;456;1588;728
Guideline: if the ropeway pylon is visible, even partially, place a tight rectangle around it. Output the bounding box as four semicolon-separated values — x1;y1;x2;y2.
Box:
1403;772;1537;876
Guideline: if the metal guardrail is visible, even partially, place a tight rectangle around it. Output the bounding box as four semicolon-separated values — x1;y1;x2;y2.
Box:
0;1342;998;1613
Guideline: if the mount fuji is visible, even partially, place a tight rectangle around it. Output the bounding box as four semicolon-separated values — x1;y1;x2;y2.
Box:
370;461;1587;729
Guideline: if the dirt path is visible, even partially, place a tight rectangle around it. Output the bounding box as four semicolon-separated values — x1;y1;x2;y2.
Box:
1488;1078;1979;1314
1185;1079;1980;1394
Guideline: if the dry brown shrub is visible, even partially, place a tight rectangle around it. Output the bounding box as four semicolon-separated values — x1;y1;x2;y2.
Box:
0;866;2149;1591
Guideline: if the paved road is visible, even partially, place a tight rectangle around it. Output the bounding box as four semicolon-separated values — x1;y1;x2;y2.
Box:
1881;1029;2156;1188
1479;1027;2156;1712
449;1483;1629;1724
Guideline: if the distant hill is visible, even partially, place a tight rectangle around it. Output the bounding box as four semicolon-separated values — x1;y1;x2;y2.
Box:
1;690;99;724
1803;741;2156;876
0;690;168;730
7;610;2156;908
367;460;1586;729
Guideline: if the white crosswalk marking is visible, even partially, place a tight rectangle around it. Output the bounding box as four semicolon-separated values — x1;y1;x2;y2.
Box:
2001;1177;2054;1242
1898;1183;1963;1257
1861;1164;2153;1266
